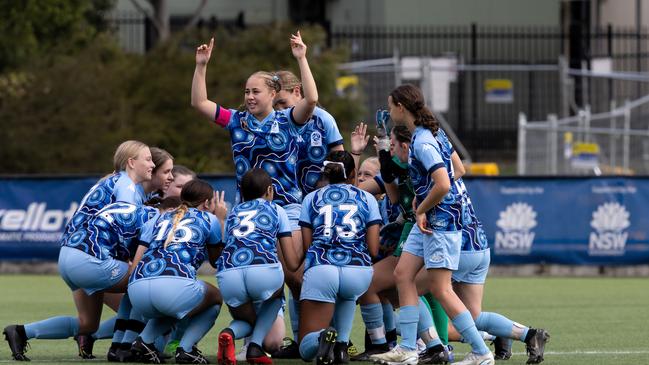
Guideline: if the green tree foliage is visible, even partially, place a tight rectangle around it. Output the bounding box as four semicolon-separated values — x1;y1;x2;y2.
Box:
0;0;115;72
0;22;365;174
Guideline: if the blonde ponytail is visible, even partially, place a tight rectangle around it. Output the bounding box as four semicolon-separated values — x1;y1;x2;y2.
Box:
163;204;188;249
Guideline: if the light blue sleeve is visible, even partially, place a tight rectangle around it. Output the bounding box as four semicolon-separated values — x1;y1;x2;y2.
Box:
298;192;315;228
317;108;343;147
206;213;222;245
276;206;293;237
364;192;383;226
138;218;157;247
114;173;143;205
415;136;445;173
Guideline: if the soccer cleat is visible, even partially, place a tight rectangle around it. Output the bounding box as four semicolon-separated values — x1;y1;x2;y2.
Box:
492;337;512;360
418;345;450;364
175;346;209;364
246;342;272;365
369;345;418;365
524;329;549;364
451;351;495;365
271;337;300;359
3;325;30;361
107;343;135;362
217;330;236;365
315;327;337;365
74;334;96;359
445;345;454;363
333;341;350;364
131;337;164;364
346;340;359;358
350;343;390;361
235;342;249;362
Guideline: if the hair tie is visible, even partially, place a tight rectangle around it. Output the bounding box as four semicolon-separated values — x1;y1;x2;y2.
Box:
322;160;347;179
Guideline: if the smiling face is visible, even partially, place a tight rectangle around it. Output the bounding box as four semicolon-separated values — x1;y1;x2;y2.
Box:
150;159;174;194
357;158;380;184
131;147;155;183
245;76;276;117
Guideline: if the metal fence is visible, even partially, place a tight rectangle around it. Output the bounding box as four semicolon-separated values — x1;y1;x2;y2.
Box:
519;91;649;175
331;24;649;159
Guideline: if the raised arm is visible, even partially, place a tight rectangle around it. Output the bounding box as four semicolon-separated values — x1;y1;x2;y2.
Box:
191;37;219;121
290;31;318;125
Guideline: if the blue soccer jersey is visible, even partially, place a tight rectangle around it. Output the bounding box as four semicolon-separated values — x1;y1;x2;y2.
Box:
434;129;488;251
60;171;146;250
131;208;222;281
455;179;489;251
216;198;292;272
63;202;159;261
217;107;302;206
408;126;462;231
295;107;344;195
299;184;382;270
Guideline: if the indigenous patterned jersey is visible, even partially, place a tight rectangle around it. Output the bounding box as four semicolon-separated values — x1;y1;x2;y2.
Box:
295;107;343;195
217;198;292;271
299;184;382;270
434;129;489;251
408;127;462;231
217;107;301;206
131;208;222;281
60;172;145;248
62;202;158;261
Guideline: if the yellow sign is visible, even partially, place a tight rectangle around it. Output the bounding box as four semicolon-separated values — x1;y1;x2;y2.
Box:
484;79;513;103
573;142;600;155
336;75;359;96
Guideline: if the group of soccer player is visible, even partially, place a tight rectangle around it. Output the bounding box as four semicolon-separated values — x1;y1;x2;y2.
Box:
3;31;549;365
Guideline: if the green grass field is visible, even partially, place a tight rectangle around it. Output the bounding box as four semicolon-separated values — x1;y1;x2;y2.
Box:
1;275;648;364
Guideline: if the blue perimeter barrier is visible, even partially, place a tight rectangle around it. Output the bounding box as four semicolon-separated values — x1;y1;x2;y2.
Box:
0;175;647;265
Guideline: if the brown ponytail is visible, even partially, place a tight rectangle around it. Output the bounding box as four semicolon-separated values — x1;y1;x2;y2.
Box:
389;84;439;134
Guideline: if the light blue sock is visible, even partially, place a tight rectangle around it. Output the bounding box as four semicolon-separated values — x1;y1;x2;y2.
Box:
299;330;322;361
451;311;490;355
229;320;253;339
475;312;529;342
382;303;396;331
92;316;116;339
360;303;386;344
122;307;145;344
180;304;220;351
140;318;174;344
418;298;442;348
24;316;79;339
399;305;419;350
289;293;300;340
334;300;357;343
112;294;132;343
251;298;282;346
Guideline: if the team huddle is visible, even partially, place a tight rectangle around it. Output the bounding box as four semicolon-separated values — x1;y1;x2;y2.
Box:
3;32;549;365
